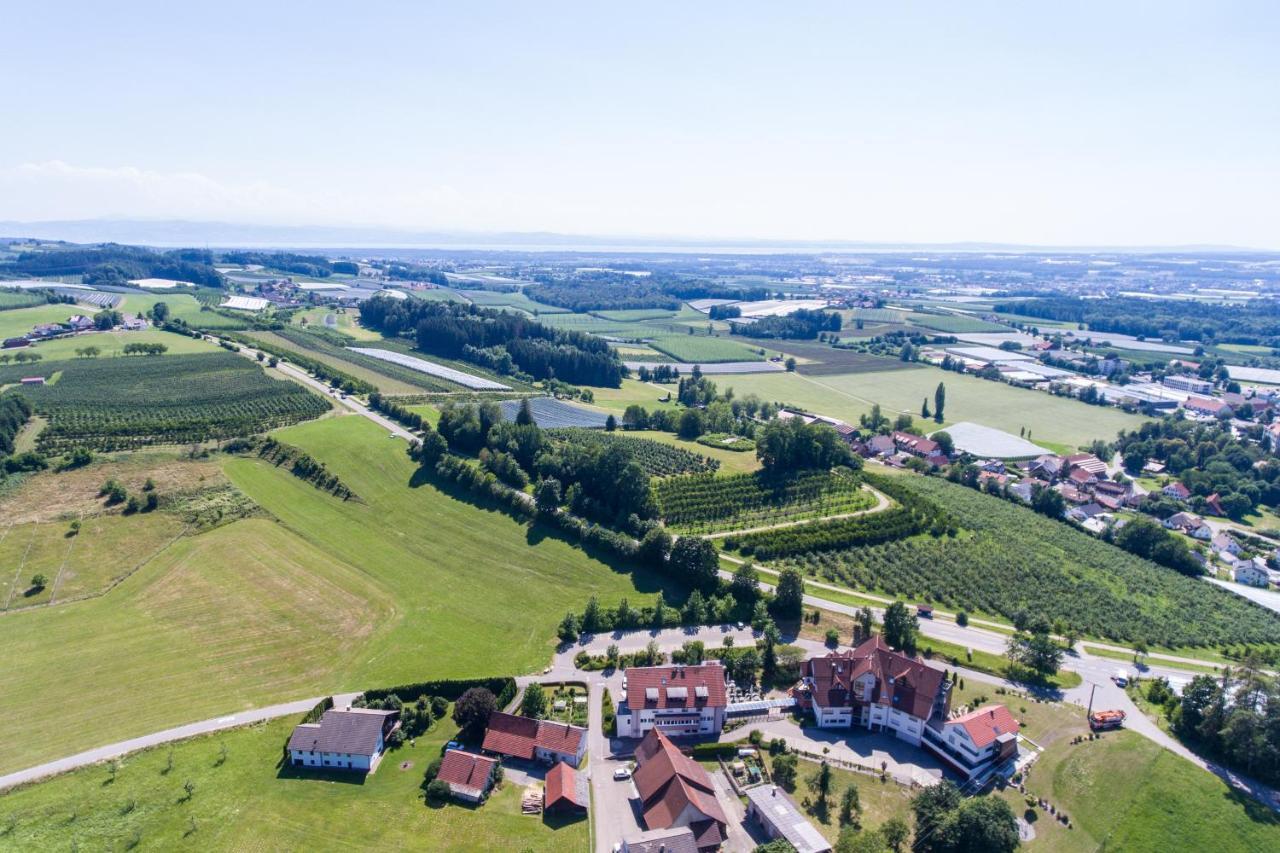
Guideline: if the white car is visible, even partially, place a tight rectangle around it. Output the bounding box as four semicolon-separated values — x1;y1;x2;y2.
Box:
613;766;632;781
1112;670;1129;687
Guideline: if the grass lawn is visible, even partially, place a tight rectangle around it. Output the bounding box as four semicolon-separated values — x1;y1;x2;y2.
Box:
764;753;915;845
1079;644;1225;675
718;368;1148;449
116;294;248;330
1009;730;1280;852
585;379;681;416
0;517;395;775
26;329;219;360
0;714;587;852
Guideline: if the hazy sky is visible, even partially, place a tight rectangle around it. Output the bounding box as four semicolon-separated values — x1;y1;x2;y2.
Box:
3;2;1279;246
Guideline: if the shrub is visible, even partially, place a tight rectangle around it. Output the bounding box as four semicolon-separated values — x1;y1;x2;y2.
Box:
426;778;451;802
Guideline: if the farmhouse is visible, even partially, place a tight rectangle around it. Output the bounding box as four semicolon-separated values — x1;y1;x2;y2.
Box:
744;785;831;853
1064;453;1107;478
287;707;399;773
436;749;498;802
481;711;587;767
1233;558;1271;588
892;430;941;460
615;664;728;738
632;728;728;851
797;636;950;745
543;760;589;816
1162;482;1191;501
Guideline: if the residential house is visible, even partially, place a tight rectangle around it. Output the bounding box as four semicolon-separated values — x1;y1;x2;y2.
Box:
1163;512;1212;540
632;728;728;851
1055;484;1090;505
1162;482;1191;501
436;749;498;802
121;314;149;331
1008;481;1035;503
1094;480;1130;500
287;707;400;773
65;314;94;332
1028;455;1064;480
862;435;895;458
621;827;699;853
1204;493;1226;517
1233;559;1271;588
1067;503;1106;523
892;430;942;460
1064;453;1108;478
744;786;831;853
797;636;950;746
615;664;728;739
543;760;588;816
1211;533;1242;557
1184;397;1231;418
1067;467;1098;488
481;712;587;767
921;705;1021;782
1142;460;1166;475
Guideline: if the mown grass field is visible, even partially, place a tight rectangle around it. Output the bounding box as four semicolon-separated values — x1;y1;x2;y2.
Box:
0;714;587;852
1006;730;1280;852
718;367;1147;448
0;415;679;775
26;329;218;360
117;294;248;329
291;307;383;341
627;429;762;475
0;303;86;339
646;333;764;363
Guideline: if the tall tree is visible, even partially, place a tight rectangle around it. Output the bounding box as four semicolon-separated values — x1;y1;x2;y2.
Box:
882;601;918;655
773;567;805;619
934;382;946;422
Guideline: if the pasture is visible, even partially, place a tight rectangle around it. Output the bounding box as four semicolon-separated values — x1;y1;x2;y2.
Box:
0;304;86;339
26;329;218;360
0;713;588;852
116;293;249;329
292;306;383;341
717;367;1147;448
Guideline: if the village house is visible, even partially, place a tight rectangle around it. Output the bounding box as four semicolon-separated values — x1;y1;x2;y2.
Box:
436;749;498;802
1212;533;1242;557
1184;396;1231;418
1067;467;1098;488
922;705;1021;781
1233;558;1271;588
1204;493;1226;516
1027;454;1064;480
481;711;587;767
65;315;95;332
615;664;728;738
631;728;728;851
621;827;699;853
1064;452;1108;479
1163;511;1212;540
1162;482;1191;501
543;760;589;816
861;434;895;458
287;707;400;773
892;430;943;462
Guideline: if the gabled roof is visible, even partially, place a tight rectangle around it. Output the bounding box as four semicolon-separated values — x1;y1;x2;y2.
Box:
623;664;727;710
948;704;1019;748
1064;453;1107;474
801;635;946;721
1185;396;1229;414
481;711;586;759
436;750;497;795
633;729;727;832
892;430;940;456
623;827;699;853
545;761;587;810
1163;482;1191;498
287;708;396;756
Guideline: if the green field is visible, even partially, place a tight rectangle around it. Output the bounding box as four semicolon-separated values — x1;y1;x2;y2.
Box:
1008;730;1280;852
243;330;427;395
593;308;679;322
646;334;764;363
627;429;762;475
116;294;248;330
25;329;218;360
292;307;383;341
718;367;1147;448
905;313;1008;334
0;304;86;339
459;290;569;315
0;713;586;852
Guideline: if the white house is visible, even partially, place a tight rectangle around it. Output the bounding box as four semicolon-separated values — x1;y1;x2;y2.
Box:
1233;558;1271;588
798;636;950;747
287;707;399;773
615;664;728;738
921;704;1020;781
1211;532;1242;557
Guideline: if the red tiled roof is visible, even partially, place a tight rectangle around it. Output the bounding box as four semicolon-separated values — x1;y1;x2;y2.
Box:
802;635;946;721
949;704;1019;749
633;729;728;832
545;761;586;810
1068;468;1095;484
1185;396;1229;414
481;712;585;760
892;430;940;456
623;664;727;710
436;750;497;793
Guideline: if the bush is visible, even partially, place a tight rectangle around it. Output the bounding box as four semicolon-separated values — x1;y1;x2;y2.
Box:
426;778;451;802
691;743;740;760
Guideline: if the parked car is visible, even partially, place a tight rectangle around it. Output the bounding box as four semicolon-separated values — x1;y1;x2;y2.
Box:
613;765;632;781
445;741;462;751
1112;670;1129;687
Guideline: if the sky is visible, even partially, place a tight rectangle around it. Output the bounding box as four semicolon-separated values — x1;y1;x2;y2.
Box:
2;1;1279;247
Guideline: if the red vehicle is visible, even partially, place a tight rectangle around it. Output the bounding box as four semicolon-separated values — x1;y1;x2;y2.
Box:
1089;709;1126;731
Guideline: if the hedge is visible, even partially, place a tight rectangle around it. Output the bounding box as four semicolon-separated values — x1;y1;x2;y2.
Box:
691;742;741;759
362;676;517;709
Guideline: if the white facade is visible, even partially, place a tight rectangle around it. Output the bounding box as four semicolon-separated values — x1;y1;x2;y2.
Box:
289;746;377;771
1234;561;1271;588
615;704;724;738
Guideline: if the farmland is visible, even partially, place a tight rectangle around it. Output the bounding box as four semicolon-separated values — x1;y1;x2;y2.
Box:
116;293;249;330
351;347;511;390
497;396;607;427
292;306;383;341
646;333;765;363
459;289;569;315
545;428;720;476
260;327;487;393
717;366;1147;448
594;308;679;321
0;303;88;339
0;713;587;852
774;474;1280;648
26;328;218;360
0;289;46;310
240;330;426;395
17;353;331;452
656;469;875;533
904;312;1008;333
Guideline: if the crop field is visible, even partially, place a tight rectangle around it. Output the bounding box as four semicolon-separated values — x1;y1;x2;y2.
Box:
351;347;511;390
768;340;921;377
265;327;470;392
26;329;218;360
0;512;187;610
776;474;1280;648
18;352;331;452
368;336;537;392
545;428;719;476
459;289;570;314
718;367;1147;448
497;396;607;427
241;330;426;395
536;313;641;336
646;333;765;363
0;713;588;852
905;313;1008;333
656;469;875;534
593;308;679;321
0;516;396;774
0;289;45;310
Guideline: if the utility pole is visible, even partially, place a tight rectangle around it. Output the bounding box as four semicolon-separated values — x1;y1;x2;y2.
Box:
1086;683;1096;718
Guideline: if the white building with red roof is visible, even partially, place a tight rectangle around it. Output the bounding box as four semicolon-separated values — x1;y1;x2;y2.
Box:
480;711;587;767
798;636;951;745
615;664;728;738
921;704;1020;781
